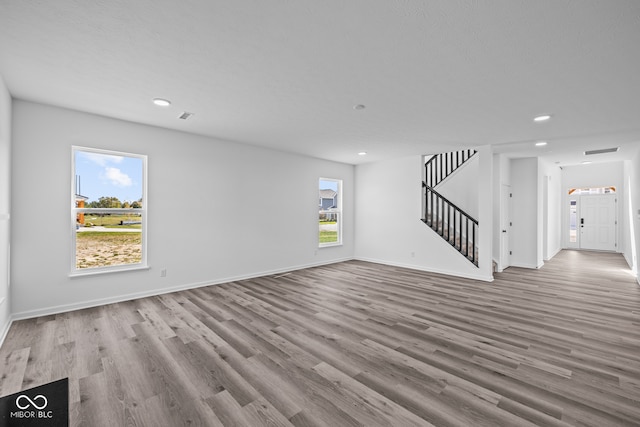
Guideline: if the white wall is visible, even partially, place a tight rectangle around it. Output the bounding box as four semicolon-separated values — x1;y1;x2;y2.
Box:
476;145;494;276
541;159;562;260
623;152;640;282
11;100;354;318
492;153;511;270
633;151;640;284
510;158;542;268
433;154;479;219
0;75;11;343
355;153;493;282
562;161;624;190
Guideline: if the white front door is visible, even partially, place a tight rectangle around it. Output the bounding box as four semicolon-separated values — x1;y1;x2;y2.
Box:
580;194;617;251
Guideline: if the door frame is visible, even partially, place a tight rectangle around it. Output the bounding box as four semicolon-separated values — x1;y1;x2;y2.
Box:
499;183;511;271
564;191;618;251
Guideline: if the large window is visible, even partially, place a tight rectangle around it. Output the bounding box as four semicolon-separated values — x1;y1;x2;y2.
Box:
71;147;147;275
319;178;342;247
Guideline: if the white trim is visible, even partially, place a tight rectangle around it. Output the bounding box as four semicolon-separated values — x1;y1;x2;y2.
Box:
70;264;150;277
623;251;633;268
0;315;11;350
11;258;354;321
510;261;545;269
355;256;494;282
621;251;639;285
71;146;148;275
544;247;562;262
319;177;342;247
318;242;343;249
0;212;9;348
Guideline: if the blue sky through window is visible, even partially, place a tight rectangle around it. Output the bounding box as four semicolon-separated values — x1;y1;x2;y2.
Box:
319;179;338;192
75;150;143;204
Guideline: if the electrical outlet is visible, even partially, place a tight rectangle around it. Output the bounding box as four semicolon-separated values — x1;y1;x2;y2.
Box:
160;269;167;277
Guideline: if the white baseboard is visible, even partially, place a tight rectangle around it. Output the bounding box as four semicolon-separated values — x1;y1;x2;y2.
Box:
544;247;562;261
622;251;639;285
11;257;354;321
623;251;633;268
8;255;498;323
354;256;494;282
509;262;544;269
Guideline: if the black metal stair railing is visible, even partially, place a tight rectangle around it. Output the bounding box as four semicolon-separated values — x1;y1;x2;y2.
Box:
425;149;477;188
422;184;478;266
422;149;479;267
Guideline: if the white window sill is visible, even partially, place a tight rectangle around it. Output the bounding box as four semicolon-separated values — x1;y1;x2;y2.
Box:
319;243;343;248
70;264;150;278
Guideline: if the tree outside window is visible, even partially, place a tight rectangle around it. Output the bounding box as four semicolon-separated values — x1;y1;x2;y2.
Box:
72;147;147;274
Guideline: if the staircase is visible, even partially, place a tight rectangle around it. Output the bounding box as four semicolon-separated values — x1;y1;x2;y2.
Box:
422;150;479;266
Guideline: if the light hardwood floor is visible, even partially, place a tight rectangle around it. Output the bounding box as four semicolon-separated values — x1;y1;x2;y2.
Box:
1;250;639;426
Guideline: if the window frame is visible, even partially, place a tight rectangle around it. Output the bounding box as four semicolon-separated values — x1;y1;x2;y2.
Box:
318;177;342;248
70;146;148;276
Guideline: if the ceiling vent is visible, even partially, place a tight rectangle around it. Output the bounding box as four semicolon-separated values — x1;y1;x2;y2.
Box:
584;147;619;155
178;111;194;120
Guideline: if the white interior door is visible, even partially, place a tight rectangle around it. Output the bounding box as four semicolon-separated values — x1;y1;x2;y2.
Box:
580;194;617;251
500;184;511;269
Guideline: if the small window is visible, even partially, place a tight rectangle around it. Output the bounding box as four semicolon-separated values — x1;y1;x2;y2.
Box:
569;200;577;243
319;178;342;247
71;147;147;275
568;186;616;195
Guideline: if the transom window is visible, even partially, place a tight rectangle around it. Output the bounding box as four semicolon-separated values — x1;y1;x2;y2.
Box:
71;146;147;275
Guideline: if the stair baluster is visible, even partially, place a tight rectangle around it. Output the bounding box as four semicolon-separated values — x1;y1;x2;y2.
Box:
422;149;479;267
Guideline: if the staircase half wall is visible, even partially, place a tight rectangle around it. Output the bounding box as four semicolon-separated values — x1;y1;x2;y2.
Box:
355;151;494;282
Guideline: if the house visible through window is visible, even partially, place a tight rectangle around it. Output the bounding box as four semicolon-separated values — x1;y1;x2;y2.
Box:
319;178;341;246
72;146;147;274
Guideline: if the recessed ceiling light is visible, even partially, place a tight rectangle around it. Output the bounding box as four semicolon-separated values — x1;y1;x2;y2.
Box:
358;152;367;156
535;141;547;146
533;114;552;122
153;98;171;107
354;104;366;110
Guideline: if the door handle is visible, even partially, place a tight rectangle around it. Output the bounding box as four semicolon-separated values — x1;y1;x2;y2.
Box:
502;230;507;233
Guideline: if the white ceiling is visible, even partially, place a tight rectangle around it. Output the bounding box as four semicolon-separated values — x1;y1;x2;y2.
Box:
1;0;639;165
